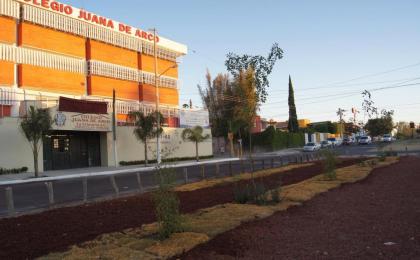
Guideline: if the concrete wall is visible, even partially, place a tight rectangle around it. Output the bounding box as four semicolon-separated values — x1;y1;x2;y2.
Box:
0;120;213;172
0;117;44;172
115;126;213;164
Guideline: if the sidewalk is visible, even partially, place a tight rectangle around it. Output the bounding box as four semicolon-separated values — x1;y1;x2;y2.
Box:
0;157;240;185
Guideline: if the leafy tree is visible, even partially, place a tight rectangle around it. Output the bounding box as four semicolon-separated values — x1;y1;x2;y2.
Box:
307;121;337;134
20;106;52;177
225;43;283;103
198;71;235;137
232;68;259;154
287;75;299;133
181;126;210;162
365;110;394;137
128;111;163;166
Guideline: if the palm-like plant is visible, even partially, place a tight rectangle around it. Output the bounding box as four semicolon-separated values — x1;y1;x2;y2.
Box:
128;111;163;166
182;126;210;162
20;106;52;177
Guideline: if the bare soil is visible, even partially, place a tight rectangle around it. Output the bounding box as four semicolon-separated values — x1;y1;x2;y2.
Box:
0;158;361;259
182;156;420;259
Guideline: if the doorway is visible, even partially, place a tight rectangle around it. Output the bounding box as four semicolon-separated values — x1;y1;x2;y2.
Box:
43;131;101;171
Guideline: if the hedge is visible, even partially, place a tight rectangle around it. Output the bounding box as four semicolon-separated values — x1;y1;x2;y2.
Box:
120;155;214;166
0;167;28;175
247;126;304;151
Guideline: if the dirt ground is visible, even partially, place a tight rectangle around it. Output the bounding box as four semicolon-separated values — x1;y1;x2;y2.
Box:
0;158;360;259
182;156;420;259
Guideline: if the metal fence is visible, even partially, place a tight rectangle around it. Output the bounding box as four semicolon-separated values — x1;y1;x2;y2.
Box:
0;152;322;218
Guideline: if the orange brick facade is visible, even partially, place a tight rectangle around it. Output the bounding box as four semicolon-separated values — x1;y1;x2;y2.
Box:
19;22;86;58
19;65;86;95
0;61;15;86
1;12;181;107
0;16;16;44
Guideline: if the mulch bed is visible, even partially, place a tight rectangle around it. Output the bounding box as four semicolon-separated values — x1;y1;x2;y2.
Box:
182;156;420;259
0;158;361;259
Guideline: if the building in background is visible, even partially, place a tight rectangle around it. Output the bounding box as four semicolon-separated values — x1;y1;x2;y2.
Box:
0;0;212;172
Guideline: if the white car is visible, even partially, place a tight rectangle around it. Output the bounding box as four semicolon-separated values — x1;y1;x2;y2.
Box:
382;134;392;142
327;137;342;147
358;136;372;145
303;142;321;152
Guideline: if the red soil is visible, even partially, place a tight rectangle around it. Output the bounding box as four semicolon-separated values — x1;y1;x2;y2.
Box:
0;159;360;259
182;157;420;259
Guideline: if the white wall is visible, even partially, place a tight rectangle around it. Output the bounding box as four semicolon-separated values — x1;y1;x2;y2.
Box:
114;126;213;164
0;117;44;172
0;120;213;172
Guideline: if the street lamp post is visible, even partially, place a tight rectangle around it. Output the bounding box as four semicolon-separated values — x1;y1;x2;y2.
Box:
150;28;177;165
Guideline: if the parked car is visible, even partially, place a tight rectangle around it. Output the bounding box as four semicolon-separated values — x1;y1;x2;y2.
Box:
382;134;392;142
327;137;342;147
358;136;372;145
303;142;321;152
342;137;353;145
321;140;332;148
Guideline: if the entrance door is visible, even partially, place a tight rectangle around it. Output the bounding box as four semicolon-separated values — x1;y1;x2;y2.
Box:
51;135;71;170
43;131;101;171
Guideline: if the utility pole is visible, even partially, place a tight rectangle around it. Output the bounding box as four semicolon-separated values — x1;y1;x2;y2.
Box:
151;28;161;165
337;108;346;138
112;89;118;167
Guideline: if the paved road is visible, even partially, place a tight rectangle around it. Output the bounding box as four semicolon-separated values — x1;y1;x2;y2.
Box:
1;139;419;218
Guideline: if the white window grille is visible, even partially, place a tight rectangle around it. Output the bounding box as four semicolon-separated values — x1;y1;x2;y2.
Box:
0;43;86;74
142;71;178;89
89;60;140;82
0;87;15;105
0;0;19;19
23;4;87;36
22;4;180;61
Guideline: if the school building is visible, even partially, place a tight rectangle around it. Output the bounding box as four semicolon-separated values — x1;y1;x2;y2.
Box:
0;0;212;172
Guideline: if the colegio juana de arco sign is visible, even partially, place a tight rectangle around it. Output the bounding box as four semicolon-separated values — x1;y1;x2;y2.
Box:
18;0;159;43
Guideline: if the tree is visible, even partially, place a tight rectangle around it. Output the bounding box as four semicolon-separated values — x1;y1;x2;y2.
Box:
20;106;52;177
365;110;394;137
198;70;234;137
362;90;378;119
181;126;210;162
225;43;283;103
128;111;163;166
287;75;299;133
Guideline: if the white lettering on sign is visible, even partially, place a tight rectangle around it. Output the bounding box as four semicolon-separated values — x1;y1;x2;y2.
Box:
71;114;112;131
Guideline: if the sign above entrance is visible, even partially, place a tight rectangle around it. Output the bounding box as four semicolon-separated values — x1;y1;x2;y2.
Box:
51;107;112;132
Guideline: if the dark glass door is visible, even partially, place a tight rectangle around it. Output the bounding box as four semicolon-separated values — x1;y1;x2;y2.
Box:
43;131;101;171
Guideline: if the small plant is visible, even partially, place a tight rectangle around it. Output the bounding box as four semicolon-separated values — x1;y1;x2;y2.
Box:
322;149;337;180
367;159;378;168
152;167;184;240
270;186;282;203
233;181;270;205
233;183;252;204
254;182;268;205
377;151;387;162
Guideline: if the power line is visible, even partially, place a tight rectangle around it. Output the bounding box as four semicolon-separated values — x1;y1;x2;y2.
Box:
307;61;420;89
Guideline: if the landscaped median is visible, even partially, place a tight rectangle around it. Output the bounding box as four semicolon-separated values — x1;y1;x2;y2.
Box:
40;157;399;260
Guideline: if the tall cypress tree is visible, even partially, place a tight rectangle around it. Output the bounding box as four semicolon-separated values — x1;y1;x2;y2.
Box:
287;75;299;132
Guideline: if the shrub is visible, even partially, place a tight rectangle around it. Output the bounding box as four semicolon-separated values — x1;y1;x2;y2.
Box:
152;167;184;240
253;182;268;205
270;181;282;203
120;155;214;166
233;181;270;205
322;149;337;180
0;167;28;175
233;184;252;204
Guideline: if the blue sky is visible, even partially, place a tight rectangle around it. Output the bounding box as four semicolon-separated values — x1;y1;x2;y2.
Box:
65;0;420;123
